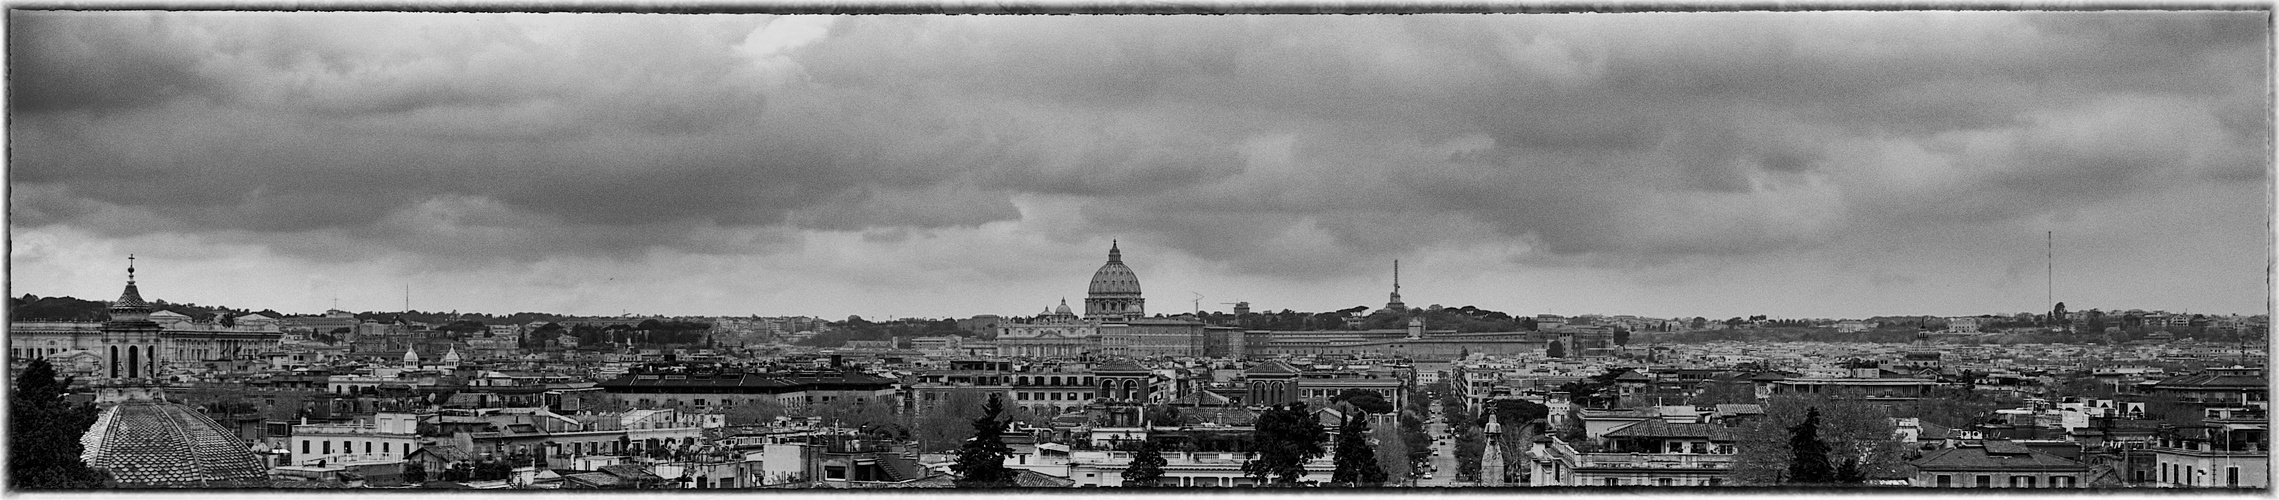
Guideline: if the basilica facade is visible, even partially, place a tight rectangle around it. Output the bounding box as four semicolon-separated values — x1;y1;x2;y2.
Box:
997;242;1205;360
8;259;284;382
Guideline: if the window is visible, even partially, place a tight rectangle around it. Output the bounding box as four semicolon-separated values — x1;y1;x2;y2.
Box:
1018;392;1030;401
303;441;311;454
323;441;333;454
1656;478;1673;487
1936;475;1951;487
365;442;372;454
1975;476;1990;488
2012;476;2035;488
1602;478;1619;486
2230;467;2241;488
695;399;707;406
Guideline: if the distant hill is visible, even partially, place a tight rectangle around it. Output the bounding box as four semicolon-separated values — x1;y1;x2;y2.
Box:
9;294;282;323
11;295;109;321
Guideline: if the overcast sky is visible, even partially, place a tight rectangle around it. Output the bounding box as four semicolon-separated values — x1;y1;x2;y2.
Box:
9;11;2270;320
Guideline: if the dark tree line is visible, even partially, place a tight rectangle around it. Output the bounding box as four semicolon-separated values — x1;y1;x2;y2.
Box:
10;359;111;489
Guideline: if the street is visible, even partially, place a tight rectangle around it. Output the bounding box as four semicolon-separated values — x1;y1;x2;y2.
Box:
1413;407;1469;487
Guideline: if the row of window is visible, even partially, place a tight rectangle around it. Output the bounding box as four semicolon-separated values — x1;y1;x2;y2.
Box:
1013;376;1096;387
2161;463;2243;487
301;438;416;457
1598;477;1722;486
630;395;858;408
1016;391;1095;401
1932;474;2077;488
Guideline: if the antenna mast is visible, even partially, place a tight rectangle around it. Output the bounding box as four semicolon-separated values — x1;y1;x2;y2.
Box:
2047;230;2053;324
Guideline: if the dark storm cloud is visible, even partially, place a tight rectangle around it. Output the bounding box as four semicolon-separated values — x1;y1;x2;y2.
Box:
10;12;2266;276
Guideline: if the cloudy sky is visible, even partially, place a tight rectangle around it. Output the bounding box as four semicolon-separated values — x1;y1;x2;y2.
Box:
9;11;2270;320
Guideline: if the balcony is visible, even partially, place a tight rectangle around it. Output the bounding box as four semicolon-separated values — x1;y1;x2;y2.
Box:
1574;452;1735;469
292;424;415;436
1071;450;1332;467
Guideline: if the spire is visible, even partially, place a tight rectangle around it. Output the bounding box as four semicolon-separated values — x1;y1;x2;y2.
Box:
111;254;153;321
1386;260;1407;311
1107;240;1122;264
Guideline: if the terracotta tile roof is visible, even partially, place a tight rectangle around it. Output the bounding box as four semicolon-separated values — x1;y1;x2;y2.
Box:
2153;372;2266;389
1600;420;1739;441
1245;360;1301;375
80;401;269;487
1910;443;2088;472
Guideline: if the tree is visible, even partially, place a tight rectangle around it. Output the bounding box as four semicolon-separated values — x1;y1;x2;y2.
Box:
1785;408;1835;484
403;462;428;484
1546;340;1566;358
1728;394;1902;485
1330;413;1388;486
1244;402;1327;486
951;394;1016;488
1613;329;1630;346
1687;379;1758;406
1452;423;1485;481
1330;389;1394;414
9;359;110;489
721;399;787;426
1122;440;1167;487
2050;302;2069;329
1369;421;1412;484
916;390;991;453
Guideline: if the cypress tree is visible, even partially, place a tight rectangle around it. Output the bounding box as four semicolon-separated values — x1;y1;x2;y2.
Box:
1121;440;1167;487
951;394;1016;488
1330;411;1387;486
1785;407;1835;484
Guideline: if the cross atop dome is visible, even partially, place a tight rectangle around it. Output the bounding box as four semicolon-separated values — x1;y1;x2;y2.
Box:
110;254;154;323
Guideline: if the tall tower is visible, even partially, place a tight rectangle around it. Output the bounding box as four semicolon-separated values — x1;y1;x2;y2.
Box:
103;255;162;381
1385;260;1407;312
1085;241;1144;321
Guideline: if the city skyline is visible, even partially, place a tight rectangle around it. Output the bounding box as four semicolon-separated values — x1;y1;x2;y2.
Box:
11;12;2271;320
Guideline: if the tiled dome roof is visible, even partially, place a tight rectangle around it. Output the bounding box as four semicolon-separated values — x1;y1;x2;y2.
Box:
1086;241;1142;295
80;401;269;487
111;283;151;311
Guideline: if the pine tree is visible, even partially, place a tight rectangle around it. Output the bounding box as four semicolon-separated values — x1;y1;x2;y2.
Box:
951;394;1016;488
1785;407;1835;484
1121;440;1167;487
9;359;110;489
1330;412;1387;486
1243;402;1327;486
403;462;428;484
